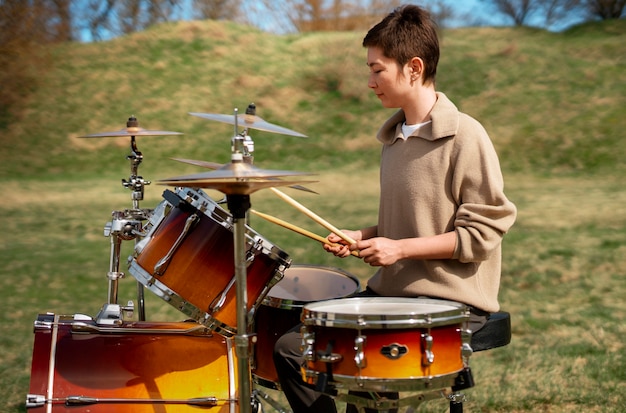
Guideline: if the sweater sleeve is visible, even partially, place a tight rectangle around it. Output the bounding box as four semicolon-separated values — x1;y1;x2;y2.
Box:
450;115;517;263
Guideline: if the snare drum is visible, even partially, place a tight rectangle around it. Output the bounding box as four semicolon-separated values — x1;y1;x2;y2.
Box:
252;265;360;389
26;313;237;412
301;297;470;392
128;188;290;337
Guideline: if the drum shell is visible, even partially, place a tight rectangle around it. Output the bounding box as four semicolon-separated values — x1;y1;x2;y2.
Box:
129;188;290;336
27;314;236;413
252;265;360;389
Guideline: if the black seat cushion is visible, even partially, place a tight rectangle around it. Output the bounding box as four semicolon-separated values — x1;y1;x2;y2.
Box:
471;311;511;352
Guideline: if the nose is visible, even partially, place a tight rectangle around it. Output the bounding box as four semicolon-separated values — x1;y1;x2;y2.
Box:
368;73;377;89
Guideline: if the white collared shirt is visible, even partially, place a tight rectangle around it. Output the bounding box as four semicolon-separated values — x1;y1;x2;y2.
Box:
401;120;432;140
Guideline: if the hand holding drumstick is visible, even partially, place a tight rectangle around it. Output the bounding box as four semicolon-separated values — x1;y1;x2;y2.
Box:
323;229;362;258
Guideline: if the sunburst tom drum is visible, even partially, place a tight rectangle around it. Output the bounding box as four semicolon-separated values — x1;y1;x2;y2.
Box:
128;187;290;337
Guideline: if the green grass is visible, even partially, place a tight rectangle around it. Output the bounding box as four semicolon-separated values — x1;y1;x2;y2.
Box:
1;18;625;413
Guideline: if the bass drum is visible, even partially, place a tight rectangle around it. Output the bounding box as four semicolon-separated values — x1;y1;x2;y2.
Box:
26;313;237;412
252;265;360;389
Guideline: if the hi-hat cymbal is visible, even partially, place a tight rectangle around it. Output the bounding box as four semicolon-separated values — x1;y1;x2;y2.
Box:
158;178;317;195
189;112;307;138
79;116;183;138
162;161;312;181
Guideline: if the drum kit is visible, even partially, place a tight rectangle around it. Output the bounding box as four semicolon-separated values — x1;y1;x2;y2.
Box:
25;105;476;413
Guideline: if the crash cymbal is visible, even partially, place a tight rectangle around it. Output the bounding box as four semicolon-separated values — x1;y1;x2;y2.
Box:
79;116;183;138
189;112;307;138
158;178;317;195
170;158;319;194
162;161;312;181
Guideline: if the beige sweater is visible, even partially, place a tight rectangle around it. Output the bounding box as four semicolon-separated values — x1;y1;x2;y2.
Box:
367;93;517;312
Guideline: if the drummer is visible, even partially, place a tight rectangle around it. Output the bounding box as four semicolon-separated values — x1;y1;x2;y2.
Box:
274;4;517;413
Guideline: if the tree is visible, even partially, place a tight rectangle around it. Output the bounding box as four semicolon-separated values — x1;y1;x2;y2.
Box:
0;0;64;126
480;0;540;26
193;0;241;20
583;0;626;19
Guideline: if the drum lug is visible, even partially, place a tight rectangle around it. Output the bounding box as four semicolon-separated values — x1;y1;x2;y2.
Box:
421;332;435;367
460;328;473;366
247;239;263;263
354;335;367;368
301;326;316;361
209;276;236;314
153;213;200;275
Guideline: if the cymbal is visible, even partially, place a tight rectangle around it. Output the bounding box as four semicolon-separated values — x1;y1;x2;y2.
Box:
189;112;307;138
162;161;312;181
79;127;183;138
79;116;183;138
170;157;319;194
158;178;317;195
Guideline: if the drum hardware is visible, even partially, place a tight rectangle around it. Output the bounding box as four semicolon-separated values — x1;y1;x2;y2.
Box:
94;302;135;326
152;212;200;275
421;332;435;367
340;390;449;413
80;116;183;321
380;343;408;360
26;394;231;408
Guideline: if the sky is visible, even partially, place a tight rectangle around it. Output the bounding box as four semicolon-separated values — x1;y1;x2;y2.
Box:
79;0;580;42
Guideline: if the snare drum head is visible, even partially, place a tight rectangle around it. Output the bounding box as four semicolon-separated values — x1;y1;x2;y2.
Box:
303;297;468;329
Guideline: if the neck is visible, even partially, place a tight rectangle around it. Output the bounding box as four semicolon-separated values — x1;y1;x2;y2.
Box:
404;88;437;125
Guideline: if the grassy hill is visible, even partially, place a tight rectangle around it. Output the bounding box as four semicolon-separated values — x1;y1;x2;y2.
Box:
1;19;625;180
1;19;625;413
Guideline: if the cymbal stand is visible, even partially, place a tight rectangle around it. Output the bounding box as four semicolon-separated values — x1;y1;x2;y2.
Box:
226;109;256;413
99;120;152;324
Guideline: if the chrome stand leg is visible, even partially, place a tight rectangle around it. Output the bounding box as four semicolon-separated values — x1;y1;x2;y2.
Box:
230;194;253;413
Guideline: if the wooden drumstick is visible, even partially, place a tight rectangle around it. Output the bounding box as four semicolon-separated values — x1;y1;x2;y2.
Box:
270;187;357;245
250;209;360;257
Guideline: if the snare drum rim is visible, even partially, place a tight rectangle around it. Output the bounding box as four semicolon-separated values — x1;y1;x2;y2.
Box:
302;297;469;329
261;265;361;310
303;368;461;392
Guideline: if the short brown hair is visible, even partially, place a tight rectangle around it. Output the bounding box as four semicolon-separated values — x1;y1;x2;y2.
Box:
363;5;439;84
